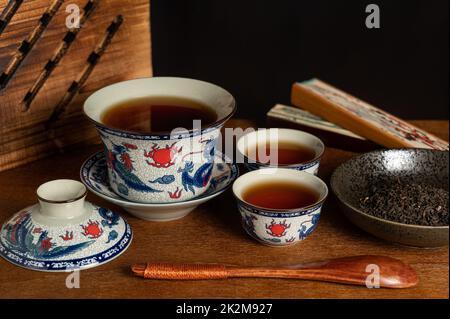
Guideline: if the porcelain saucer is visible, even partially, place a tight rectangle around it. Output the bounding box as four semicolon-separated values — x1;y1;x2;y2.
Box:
80;151;239;221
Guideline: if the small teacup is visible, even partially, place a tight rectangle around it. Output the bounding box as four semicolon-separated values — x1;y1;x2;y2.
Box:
232;168;328;246
237;128;325;175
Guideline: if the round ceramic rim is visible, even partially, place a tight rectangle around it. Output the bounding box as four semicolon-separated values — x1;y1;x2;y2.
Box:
36;179;87;204
237;128;325;168
80;151;239;208
235;196;324;217
83;77;237;137
232;168;329;213
330;148;449;230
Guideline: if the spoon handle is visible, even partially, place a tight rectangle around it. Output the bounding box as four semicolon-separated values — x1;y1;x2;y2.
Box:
131;255;418;288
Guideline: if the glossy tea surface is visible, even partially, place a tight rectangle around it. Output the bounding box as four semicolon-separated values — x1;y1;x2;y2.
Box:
246;141;316;165
101;96;217;133
242;181;320;210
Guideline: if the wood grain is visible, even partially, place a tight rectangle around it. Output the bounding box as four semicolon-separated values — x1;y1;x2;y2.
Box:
21;0;99;111
0;0;65;90
132;255;419;289
0;0;152;172
0;1;24;37
46;14;123;127
0;120;447;299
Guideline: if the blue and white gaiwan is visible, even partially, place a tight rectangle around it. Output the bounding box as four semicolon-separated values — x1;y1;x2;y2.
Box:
0;180;132;272
232;168;328;246
83;77;236;204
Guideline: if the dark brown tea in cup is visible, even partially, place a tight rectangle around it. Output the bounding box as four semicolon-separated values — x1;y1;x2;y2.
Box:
101;96;217;133
242;181;320;209
246;141;316;165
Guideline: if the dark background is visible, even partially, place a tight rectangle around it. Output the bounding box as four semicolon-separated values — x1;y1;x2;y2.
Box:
151;0;449;123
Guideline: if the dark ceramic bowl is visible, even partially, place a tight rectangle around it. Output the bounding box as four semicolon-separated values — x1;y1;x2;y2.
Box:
331;149;449;248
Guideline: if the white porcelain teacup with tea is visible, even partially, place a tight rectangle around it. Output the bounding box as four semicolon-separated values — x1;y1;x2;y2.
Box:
232;168;328;246
237;128;325;175
84;77;236;203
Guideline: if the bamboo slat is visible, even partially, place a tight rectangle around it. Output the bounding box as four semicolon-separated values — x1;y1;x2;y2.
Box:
0;0;152;172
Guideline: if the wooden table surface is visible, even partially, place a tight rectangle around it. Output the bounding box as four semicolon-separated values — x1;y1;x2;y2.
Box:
0;119;448;299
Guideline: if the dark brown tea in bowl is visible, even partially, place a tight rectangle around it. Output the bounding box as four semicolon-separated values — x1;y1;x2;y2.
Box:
101;96;217;133
242;180;320;210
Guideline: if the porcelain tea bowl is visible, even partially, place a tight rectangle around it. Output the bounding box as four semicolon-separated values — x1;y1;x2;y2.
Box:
232;168;328;246
236;128;325;175
0;179;132;272
331;149;449;248
83;77;236;203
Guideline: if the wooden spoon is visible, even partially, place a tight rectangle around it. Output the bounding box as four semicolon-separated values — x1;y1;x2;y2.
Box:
131;255;418;288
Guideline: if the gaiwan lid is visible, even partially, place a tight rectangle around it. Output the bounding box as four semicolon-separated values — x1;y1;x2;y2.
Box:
0;179;132;272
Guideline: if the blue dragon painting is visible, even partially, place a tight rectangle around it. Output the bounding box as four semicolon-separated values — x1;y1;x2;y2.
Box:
298;213;321;240
178;138;216;195
98;207;120;228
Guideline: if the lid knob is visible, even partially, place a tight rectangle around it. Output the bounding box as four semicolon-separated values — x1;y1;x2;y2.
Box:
36;179;87;219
